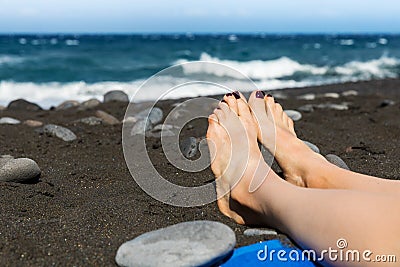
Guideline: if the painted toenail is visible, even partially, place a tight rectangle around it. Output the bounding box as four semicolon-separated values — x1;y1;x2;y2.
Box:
232;91;240;99
267;94;273;97
221;99;226;103
256;91;265;99
226;93;232;97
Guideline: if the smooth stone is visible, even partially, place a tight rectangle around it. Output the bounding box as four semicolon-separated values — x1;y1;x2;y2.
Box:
130;120;152;136
78;116;103;126
104;90;129;103
135;107;163;125
0;155;14;168
0;117;21;124
325;154;350;170
271;92;287;99
284;110;302;121
115;221;235;267
380;99;395;107
7;99;42;111
146;124;178;138
0;158;41;183
42;124;77;142
316;103;349;110
302;140;320;154
23;120;43;127
0;105;5;110
81;98;101;109
298;104;314;113
123;116;139;124
56;100;80;110
180;137;198;158
95;110;120;125
322;92;340;98
243;229;278;237
297;93;315;100
342;90;358;96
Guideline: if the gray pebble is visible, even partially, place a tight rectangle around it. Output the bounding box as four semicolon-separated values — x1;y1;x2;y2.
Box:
297;93;315;100
325;154;350;170
181;137;198;158
321;92;340;98
243;229;278;237
135;107;163;125
23;120;43;127
298;104;314;113
284;110;302;121
316;103;349;110
130;120;153;136
104;90;129;103
78;117;103;126
0;155;14;168
0;117;21;124
115;221;235;267
42;124;77;142
80;98;101;109
56;100;80;110
302;140;320;154
95;110;120;125
0;158;41;183
342;90;358;97
380;99;395;108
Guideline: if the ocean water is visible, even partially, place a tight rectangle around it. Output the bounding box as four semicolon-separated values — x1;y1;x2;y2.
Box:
0;34;399;108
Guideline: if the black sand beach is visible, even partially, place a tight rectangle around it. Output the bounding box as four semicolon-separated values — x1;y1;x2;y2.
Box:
0;79;399;266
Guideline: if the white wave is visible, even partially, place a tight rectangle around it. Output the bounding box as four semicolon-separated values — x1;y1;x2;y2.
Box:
65;39;80;46
378;38;388;45
176;53;328;80
334;56;399;79
0;55;24;65
339;39;354;46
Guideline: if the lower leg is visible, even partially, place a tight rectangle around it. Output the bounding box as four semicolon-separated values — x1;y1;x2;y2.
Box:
254;172;400;266
247;91;400;195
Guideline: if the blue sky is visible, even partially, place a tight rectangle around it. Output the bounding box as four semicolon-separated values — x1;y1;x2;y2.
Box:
1;0;400;33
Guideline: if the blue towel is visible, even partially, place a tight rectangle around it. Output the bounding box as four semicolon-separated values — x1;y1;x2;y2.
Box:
222;240;317;266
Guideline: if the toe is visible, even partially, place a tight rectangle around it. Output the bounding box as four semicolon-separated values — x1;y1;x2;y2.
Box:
214;108;225;121
235;91;252;117
223;93;239;114
208;113;218;124
248;90;268;124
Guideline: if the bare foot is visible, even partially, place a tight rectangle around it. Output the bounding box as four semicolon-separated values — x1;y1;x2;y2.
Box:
248;91;328;188
206;91;272;226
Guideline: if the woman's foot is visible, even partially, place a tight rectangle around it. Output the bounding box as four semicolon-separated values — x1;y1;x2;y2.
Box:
206;92;274;226
248;91;329;188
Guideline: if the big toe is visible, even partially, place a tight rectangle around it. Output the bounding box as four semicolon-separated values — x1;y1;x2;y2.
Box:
248;90;269;125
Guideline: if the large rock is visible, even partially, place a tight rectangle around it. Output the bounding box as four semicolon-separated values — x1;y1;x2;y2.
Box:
104;90;129;103
0;158;41;183
115;221;235;267
0;117;21;124
42;124;77;142
95;110;120;125
7;99;42;111
56;100;80;110
80;98;101;109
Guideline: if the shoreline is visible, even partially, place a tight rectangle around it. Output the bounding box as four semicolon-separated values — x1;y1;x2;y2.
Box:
0;79;399;266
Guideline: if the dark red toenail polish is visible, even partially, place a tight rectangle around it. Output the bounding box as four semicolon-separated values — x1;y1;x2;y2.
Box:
256;91;265;99
221;99;226;103
233;91;240;99
226;93;232;97
267;94;273;97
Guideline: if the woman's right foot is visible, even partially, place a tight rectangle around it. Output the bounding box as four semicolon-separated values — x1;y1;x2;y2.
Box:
248;91;329;188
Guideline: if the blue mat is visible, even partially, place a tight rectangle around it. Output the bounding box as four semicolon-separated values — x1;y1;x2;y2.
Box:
222;240;317;266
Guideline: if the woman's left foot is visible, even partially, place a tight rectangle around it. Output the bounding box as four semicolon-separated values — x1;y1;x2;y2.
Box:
206;92;274;226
